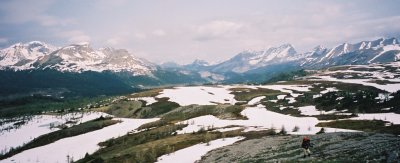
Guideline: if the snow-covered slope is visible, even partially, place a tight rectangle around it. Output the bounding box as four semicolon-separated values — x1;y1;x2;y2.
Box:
300;38;400;68
211;44;298;73
0;41;156;75
2;38;400;78
0;41;56;70
196;38;400;74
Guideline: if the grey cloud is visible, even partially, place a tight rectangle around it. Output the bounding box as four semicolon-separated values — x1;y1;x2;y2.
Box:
0;0;399;64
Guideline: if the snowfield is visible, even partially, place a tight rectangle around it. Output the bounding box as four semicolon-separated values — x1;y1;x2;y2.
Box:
3;118;159;163
349;113;400;124
315;75;400;92
177;104;320;135
298;106;340;116
309;62;400;92
247;96;265;105
157;86;237;106
156;137;244;163
176;104;361;136
0;112;109;154
128;96;158;105
320;87;338;94
259;85;312;96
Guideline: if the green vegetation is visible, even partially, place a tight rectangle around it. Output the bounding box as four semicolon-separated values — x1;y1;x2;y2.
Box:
0;116;119;159
161;104;246;122
263;69;309;84
315;90;400;113
264;105;302;116
317;120;400;135
230;88;282;102
139;104;246;131
312;114;356;120
367;80;400;85
0;69;138;98
77;123;275;163
330;72;374;79
128;89;163;98
0;95;112;118
96;100;144;118
141;98;180;118
97;98;180;118
260;79;398;115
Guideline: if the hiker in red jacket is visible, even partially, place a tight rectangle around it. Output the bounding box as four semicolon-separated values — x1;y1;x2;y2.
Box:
301;136;311;158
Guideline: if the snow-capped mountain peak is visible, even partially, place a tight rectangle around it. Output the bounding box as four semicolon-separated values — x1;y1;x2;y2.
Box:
0;41;155;75
211;44;298;73
191;59;210;66
300;37;400;68
0;41;56;70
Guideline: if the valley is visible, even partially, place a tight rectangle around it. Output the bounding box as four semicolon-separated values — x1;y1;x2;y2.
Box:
1;60;400;162
2;1;400;162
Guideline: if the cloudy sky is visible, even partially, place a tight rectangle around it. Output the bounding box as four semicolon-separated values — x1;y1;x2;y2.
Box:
1;0;400;64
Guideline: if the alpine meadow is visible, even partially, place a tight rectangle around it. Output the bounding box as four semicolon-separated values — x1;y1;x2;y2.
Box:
1;0;400;162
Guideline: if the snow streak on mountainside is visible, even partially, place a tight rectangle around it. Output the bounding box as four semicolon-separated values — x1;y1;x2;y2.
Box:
211;44;298;73
208;38;400;74
0;41;56;70
0;42;155;75
299;38;400;68
1;37;400;78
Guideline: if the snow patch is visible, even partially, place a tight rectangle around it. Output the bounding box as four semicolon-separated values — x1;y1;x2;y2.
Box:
4;118;159;163
157;86;237;106
350;113;400;124
177;105;320;135
156;137;244;163
247;96;265;105
0;112;108;153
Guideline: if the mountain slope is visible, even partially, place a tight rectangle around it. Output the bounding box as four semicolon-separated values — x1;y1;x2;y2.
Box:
35;43;156;75
1;38;400;97
299;38;400;68
0;41;56;70
1;42;156;75
211;44;298;73
186;38;400;83
0;42;208;98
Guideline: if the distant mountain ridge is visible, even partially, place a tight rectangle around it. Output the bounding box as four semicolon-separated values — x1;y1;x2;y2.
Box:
0;41;155;75
203;37;400;73
1;37;400;98
0;41;56;70
182;37;400;83
210;44;298;73
2;37;399;75
299;37;400;68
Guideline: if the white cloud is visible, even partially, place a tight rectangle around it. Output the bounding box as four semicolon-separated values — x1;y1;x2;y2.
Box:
105;37;123;46
37;16;76;27
96;0;129;10
152;29;166;37
1;0;400;64
194;20;244;41
0;0;75;27
0;38;8;44
56;30;91;43
133;32;147;40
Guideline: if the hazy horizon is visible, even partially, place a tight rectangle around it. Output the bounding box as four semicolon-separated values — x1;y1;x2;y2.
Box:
1;0;400;64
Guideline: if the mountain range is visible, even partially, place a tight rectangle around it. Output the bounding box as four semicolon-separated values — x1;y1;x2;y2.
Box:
1;37;399;97
182;37;400;73
0;41;156;75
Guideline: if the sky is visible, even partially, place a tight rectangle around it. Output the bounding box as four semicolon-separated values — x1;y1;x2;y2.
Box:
0;0;400;64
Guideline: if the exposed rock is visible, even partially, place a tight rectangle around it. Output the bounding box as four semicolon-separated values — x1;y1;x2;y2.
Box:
199;132;400;162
